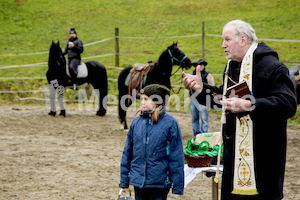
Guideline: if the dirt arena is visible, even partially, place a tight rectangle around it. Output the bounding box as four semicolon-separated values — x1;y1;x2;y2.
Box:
0;105;299;200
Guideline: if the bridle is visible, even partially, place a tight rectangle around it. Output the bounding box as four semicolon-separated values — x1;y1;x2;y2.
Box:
168;49;188;68
167;48;189;94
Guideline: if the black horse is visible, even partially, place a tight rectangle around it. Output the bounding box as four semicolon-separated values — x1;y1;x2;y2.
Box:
118;42;191;129
46;41;108;116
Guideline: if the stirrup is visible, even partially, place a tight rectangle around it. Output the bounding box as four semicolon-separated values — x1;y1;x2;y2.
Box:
70;83;78;90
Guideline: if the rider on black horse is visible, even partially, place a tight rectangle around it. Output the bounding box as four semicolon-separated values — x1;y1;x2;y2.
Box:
63;28;83;90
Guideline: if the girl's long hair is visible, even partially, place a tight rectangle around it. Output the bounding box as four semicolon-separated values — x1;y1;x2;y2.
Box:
151;106;163;124
139;106;163;124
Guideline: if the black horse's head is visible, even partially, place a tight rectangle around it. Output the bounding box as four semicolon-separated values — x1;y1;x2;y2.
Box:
48;41;66;71
166;42;191;70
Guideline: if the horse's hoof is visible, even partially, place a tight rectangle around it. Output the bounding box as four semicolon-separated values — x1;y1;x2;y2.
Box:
48;111;56;116
96;109;106;116
120;126;128;132
59;110;66;117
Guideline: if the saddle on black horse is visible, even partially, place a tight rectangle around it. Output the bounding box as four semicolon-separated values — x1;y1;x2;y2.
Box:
126;63;152;100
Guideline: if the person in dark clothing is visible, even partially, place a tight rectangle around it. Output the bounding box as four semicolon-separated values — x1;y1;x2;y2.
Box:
289;66;300;103
63;28;84;90
183;20;297;200
185;59;215;136
296;73;300;103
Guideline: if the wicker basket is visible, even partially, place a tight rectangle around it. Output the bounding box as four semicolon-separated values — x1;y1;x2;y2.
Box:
184;154;214;168
190;147;223;165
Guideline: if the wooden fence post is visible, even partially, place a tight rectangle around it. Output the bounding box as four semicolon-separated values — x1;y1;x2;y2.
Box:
202;22;205;60
115;27;119;67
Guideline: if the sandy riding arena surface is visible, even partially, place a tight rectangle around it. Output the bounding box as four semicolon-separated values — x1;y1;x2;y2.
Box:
0;105;299;200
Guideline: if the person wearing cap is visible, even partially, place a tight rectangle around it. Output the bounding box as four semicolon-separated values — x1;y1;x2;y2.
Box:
119;84;184;199
63;28;84;90
186;59;215;137
289;66;300;104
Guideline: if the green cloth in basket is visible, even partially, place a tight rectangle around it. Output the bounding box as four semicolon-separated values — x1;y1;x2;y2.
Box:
184;136;223;157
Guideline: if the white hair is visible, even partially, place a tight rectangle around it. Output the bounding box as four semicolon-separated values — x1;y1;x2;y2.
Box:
223;20;258;43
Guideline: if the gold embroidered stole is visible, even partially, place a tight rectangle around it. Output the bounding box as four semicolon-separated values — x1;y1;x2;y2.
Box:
214;60;231;184
232;43;258;195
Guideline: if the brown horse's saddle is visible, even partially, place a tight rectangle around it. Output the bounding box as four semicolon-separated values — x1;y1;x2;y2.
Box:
126;63;151;99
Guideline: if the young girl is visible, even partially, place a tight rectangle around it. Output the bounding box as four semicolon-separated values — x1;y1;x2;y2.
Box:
119;84;184;200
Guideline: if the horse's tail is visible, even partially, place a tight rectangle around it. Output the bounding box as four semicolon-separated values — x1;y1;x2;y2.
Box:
118;66;132;123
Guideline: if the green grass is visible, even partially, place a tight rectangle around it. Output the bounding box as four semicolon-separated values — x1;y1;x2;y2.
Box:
0;0;300;123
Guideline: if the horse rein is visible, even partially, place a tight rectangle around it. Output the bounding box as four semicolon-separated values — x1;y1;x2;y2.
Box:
167;49;188;94
168;48;188;76
170;64;184;94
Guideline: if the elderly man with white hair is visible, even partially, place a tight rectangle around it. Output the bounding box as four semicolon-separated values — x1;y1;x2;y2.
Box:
183;20;297;200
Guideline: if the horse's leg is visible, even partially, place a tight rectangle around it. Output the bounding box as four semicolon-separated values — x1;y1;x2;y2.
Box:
58;92;65;117
48;84;56;116
95;72;108;116
118;67;132;130
98;69;108;116
118;67;134;130
118;92;132;130
95;84;107;116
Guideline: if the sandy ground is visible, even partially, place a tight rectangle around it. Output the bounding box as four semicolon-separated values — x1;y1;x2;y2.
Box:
0;105;299;200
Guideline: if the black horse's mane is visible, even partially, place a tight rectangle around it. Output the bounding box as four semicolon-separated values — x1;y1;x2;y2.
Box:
48;41;68;84
49;42;64;68
156;43;176;66
144;42;184;88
